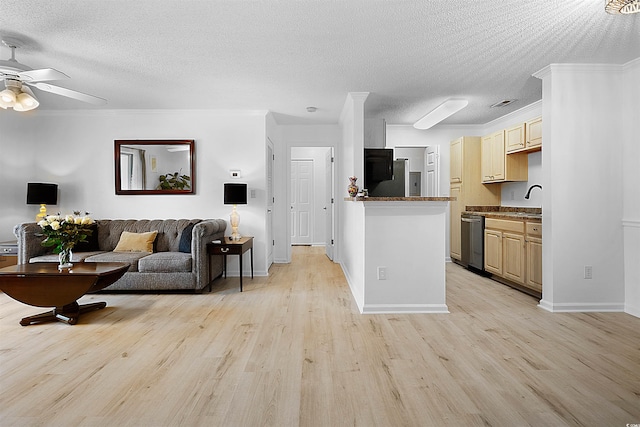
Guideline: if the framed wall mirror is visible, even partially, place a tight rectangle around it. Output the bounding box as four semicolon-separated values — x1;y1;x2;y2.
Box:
115;139;195;195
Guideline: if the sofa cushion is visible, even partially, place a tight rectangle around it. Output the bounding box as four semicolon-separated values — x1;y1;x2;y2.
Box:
138;252;192;273
85;252;150;272
114;230;158;253
29;251;106;263
178;223;196;253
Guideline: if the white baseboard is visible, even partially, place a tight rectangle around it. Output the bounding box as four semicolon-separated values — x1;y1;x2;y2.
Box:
339;261;364;312
538;300;624;313
361;304;450;314
625;304;640;318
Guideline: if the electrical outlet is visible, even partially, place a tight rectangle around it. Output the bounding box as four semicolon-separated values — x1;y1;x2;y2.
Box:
377;267;387;280
584;266;593;279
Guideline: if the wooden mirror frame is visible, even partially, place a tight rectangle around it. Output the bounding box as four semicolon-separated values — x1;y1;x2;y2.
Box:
114;139;195;195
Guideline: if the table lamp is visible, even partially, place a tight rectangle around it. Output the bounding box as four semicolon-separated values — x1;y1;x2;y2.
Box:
26;183;58;222
224;183;247;241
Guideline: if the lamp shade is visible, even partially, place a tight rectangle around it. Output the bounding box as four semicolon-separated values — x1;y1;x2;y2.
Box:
26;183;58;205
224;183;247;205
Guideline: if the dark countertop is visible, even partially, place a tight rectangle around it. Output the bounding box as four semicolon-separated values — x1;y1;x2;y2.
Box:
346;196;456;202
463;206;542;222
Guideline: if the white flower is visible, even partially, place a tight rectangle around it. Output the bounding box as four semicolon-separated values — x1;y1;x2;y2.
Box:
37;219;48;228
81;216;94;225
65;214;74;223
74;216;83;225
50;221;61;230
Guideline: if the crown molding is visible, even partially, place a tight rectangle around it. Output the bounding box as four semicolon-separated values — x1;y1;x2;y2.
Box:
18;108;271;118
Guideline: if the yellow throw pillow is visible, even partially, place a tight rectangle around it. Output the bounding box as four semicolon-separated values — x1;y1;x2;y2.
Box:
113;230;158;253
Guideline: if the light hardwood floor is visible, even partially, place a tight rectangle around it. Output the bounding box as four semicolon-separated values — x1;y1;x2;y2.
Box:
1;246;639;426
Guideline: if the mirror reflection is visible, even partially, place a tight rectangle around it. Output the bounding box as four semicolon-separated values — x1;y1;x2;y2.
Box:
115;140;195;194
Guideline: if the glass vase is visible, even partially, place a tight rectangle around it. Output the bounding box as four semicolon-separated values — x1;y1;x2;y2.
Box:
58;247;73;270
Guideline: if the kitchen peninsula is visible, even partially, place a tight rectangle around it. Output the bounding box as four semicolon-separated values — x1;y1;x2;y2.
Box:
343;196;455;314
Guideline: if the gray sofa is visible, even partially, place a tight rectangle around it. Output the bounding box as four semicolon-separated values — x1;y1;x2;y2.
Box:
13;219;226;292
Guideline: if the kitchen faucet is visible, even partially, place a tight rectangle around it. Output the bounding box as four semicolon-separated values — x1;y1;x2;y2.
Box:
525;184;542;199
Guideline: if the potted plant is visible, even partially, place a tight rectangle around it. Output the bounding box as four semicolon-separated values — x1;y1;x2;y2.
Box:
157;171;191;190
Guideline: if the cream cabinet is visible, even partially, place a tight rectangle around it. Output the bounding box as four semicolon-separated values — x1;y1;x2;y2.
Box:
450;138;463;183
449;137;501;261
506;117;542;154
506;124;525;153
502;232;526;284
484;218;526;286
449;184;462;260
481;131;505;182
482;130;528;183
525;117;542;150
484;229;503;275
525;222;542;292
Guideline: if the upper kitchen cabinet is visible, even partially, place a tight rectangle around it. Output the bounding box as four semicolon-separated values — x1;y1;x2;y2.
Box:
525;117;542;150
506;117;542;154
482;130;528;183
505;123;525;153
450;137;463;183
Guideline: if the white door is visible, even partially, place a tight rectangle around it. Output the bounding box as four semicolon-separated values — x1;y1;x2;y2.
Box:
266;141;274;268
291;160;313;245
425;145;440;197
324;148;334;260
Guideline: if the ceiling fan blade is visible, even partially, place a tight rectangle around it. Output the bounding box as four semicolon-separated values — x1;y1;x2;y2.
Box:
18;68;69;82
28;82;107;105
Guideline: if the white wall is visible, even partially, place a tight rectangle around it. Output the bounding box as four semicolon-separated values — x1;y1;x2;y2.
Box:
535;64;626;312
339;93;368;307
622;59;640;317
0;109;270;276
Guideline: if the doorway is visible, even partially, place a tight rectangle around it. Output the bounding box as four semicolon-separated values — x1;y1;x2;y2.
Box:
289;147;334;258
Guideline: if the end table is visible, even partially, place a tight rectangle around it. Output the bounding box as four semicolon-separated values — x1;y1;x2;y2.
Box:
207;236;254;291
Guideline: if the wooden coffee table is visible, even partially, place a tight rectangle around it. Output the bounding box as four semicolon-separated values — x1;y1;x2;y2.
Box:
0;262;129;326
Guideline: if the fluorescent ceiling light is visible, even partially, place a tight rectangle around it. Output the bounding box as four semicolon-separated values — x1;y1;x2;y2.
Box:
413;99;468;130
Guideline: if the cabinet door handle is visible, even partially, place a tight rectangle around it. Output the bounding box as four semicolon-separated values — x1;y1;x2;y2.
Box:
221;248;229;253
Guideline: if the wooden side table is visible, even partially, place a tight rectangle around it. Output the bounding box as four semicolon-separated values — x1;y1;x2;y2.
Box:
0;241;18;269
207;236;254;292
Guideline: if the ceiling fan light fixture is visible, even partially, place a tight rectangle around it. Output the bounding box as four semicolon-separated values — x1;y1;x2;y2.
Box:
605;0;640;14
14;87;39;111
0;88;16;107
413;99;468;130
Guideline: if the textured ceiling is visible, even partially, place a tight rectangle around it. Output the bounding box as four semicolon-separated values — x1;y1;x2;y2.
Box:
1;0;638;125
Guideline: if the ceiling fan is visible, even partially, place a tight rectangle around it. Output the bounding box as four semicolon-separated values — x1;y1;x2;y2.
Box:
0;38;106;111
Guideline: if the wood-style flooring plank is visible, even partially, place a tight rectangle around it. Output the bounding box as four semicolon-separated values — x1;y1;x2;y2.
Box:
1;246;639;426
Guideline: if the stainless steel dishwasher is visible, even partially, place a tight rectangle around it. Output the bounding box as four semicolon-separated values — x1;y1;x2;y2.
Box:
461;213;485;271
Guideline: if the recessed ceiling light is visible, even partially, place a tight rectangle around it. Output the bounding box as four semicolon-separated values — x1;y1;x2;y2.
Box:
306;106;317;113
490;99;516;108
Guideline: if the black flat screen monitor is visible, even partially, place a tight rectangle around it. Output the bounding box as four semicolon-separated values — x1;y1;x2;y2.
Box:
364;148;393;188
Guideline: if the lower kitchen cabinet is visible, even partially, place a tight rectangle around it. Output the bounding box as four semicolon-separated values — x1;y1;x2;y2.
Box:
484;218;536;292
525;222;543;293
484;229;503;275
502;232;525;285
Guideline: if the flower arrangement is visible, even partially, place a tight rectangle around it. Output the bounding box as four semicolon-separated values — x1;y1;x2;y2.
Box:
37;211;95;259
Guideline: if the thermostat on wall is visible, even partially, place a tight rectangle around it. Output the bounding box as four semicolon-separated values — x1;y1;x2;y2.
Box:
229;170;242;178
